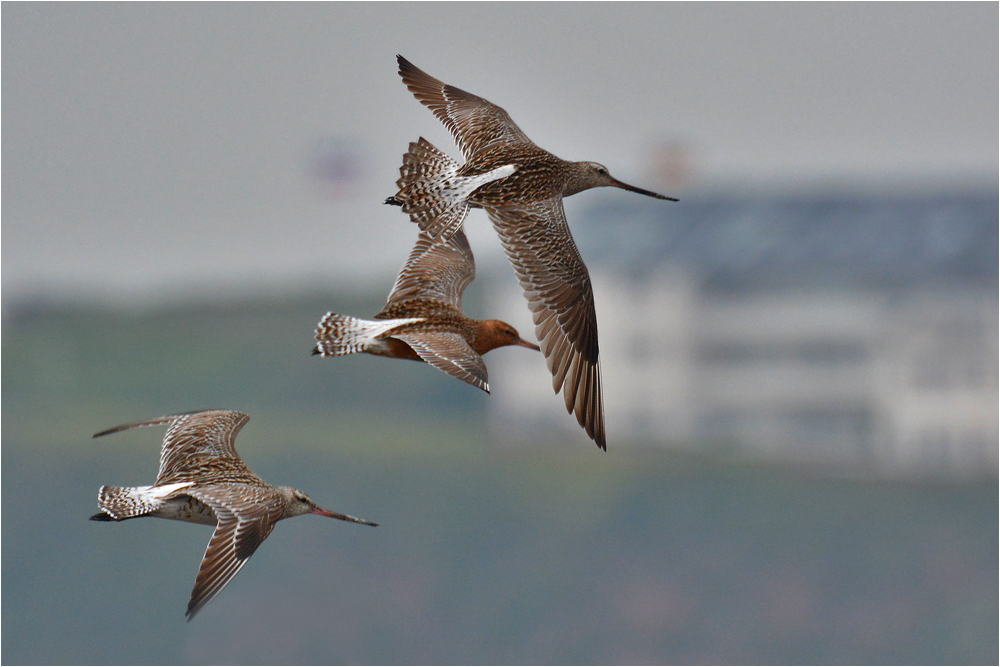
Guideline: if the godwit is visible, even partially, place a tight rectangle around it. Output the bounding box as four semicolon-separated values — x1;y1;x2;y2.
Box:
314;226;539;393
387;55;677;449
89;409;377;620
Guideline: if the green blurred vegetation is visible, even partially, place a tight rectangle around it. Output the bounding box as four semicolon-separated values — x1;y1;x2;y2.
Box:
3;295;997;664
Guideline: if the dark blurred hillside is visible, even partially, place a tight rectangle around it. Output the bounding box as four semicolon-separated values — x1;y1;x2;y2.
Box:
4;291;493;426
2;298;997;664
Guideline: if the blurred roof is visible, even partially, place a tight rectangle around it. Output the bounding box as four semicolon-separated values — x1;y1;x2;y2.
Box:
575;192;999;290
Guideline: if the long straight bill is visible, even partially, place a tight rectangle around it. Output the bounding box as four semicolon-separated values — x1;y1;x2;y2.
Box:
610;177;678;201
312;507;378;526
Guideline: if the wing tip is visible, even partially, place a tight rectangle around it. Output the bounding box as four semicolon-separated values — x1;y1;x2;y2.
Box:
397;54;422;81
593;427;607;451
92;410;234;439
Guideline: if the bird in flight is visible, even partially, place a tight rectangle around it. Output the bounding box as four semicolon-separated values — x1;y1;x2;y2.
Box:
314;225;539;394
89;409;377;620
387;55;677;448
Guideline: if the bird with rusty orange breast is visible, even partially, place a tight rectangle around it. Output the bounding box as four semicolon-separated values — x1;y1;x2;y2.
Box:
386;55;677;449
314;225;539;394
89;409;377;620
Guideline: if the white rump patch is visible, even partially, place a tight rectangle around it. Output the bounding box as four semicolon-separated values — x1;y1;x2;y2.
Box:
148;481;195;498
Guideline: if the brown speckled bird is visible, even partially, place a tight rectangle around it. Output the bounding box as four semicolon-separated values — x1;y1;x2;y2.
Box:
386;55;677;449
314;226;539;393
89;410;377;621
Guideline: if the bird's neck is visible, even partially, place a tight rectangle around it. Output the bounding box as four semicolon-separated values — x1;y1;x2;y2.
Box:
562;162;595;197
470;320;507;355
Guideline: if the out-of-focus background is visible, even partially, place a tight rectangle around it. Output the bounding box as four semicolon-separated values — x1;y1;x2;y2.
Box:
3;4;997;664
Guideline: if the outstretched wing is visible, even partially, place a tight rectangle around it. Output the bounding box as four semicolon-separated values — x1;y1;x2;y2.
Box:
93;410;255;486
184;484;279;621
397;55;533;160
387;227;476;310
484;199;605;449
392;331;490;393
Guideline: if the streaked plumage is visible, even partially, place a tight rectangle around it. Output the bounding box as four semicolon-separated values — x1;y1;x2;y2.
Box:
387;55;677;449
314;226;539;393
89;409;377;621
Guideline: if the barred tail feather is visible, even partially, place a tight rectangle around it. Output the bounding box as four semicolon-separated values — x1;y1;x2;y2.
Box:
314;313;423;357
93;483;192;521
393;137;515;240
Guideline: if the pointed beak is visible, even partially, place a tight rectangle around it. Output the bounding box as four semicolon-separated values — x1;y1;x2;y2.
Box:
609;177;678;201
312;506;379;527
516;337;541;351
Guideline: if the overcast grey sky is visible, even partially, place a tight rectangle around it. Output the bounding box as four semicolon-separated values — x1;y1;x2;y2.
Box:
3;3;997;305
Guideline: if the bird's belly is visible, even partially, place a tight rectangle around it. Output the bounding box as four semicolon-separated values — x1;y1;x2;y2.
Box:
150;495;217;525
367;337;423;362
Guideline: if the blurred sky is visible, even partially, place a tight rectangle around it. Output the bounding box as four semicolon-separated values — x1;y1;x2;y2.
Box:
3;3;997;306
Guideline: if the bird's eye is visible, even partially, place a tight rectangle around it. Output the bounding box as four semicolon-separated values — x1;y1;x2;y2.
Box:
597;168;607;175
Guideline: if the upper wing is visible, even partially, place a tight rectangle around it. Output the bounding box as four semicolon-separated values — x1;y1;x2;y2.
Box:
387;227;476;310
397;55;533;160
93;410;254;486
184;484;278;620
484;200;605;449
392;331;490;393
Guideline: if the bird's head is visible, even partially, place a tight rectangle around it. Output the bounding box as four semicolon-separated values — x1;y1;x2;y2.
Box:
278;486;379;526
565;161;678;201
477;320;541;355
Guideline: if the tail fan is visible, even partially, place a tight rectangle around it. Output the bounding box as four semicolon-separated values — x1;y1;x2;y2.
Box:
314;313;422;357
393;137;514;240
93;484;191;521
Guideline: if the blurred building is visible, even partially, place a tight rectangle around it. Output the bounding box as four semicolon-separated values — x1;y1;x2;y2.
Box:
487;193;998;476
